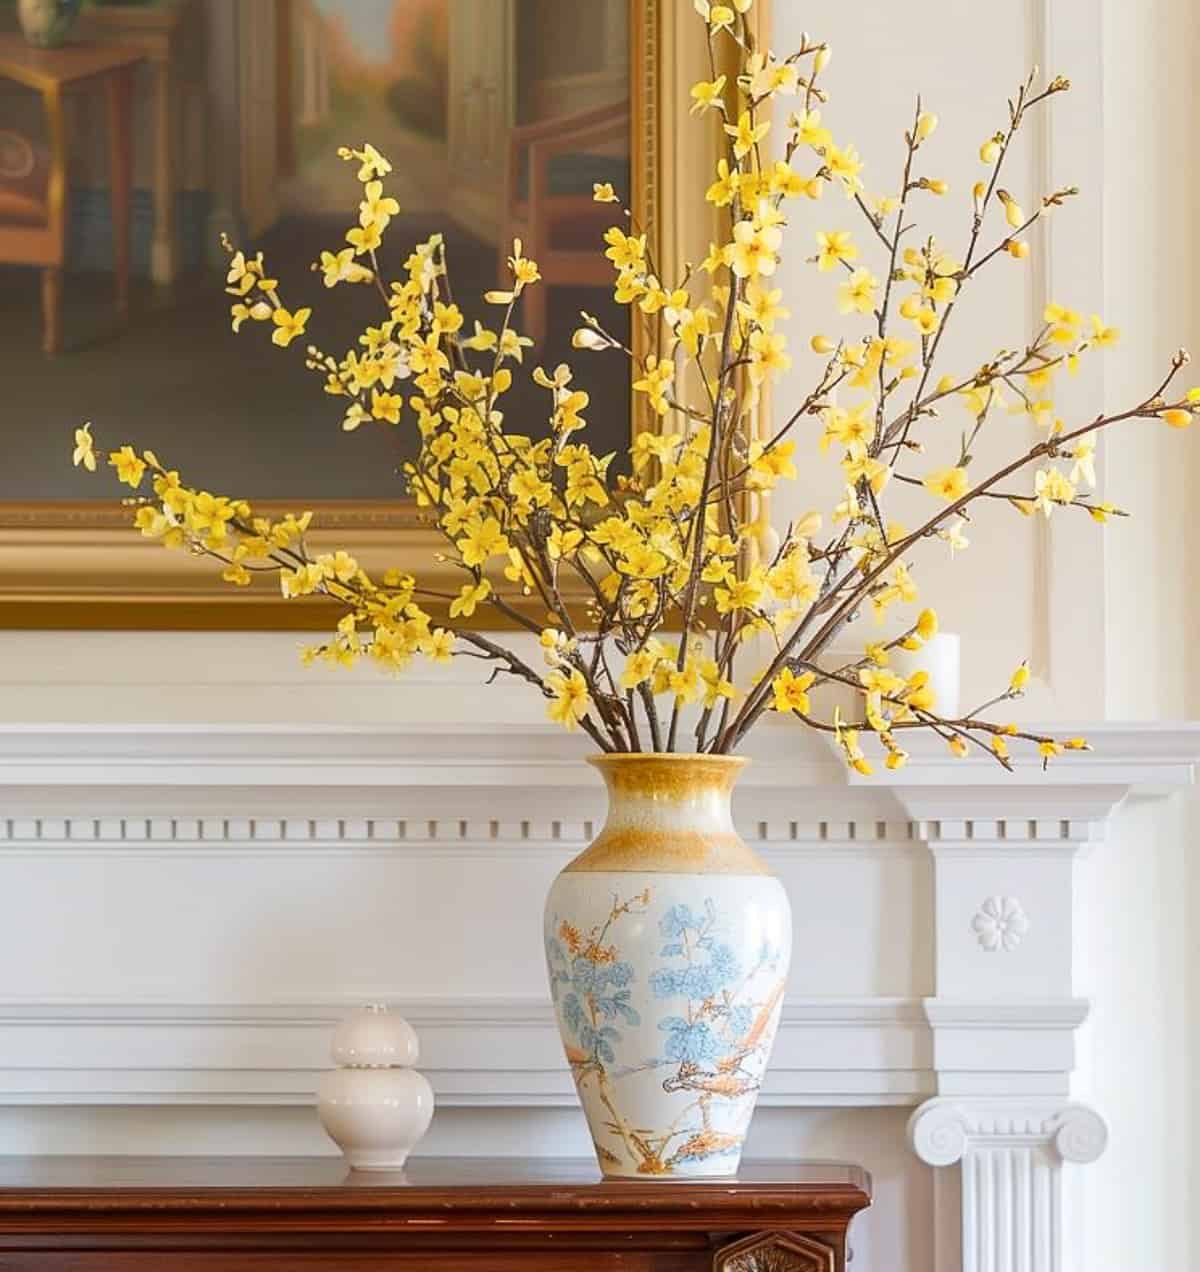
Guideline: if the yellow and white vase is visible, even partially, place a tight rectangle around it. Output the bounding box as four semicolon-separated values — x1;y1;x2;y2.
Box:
544;754;792;1178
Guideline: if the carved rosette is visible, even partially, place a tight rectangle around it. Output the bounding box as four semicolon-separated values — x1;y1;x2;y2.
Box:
713;1231;835;1272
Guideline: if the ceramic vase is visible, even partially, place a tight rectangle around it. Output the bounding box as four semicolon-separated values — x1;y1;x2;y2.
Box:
17;0;83;48
317;1004;434;1171
544;754;791;1178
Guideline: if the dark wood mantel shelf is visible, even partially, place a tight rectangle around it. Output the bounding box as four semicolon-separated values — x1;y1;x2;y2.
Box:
0;1156;872;1270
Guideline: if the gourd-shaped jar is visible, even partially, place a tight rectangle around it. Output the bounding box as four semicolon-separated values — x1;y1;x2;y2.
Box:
544;754;792;1178
317;1004;434;1171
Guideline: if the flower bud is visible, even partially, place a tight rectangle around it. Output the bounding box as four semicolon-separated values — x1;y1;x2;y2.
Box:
813;45;832;74
572;327;609;350
1006;239;1030;259
980;139;1001;164
915;112;938;140
810;334;836;354
925;178;948;195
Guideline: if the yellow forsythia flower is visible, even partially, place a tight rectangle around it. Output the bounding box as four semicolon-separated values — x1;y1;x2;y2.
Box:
771;667;815;714
546;669;591;731
815;230;857;272
271;307;310;348
108;446;146;488
922;467;969;501
72;423;96;472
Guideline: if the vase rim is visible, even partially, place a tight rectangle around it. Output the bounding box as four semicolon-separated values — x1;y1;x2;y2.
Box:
586;752;749;769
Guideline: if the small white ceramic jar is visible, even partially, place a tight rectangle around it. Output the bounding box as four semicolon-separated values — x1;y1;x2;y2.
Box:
317;1004;434;1171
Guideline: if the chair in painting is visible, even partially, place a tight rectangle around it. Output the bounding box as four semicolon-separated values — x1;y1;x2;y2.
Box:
500;100;629;348
0;126;61;352
0;36;139;355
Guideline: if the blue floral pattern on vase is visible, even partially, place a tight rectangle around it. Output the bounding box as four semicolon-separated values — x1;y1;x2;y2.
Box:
546;885;787;1176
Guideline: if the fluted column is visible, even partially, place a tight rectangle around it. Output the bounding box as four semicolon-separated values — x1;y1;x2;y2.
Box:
909;1098;1107;1272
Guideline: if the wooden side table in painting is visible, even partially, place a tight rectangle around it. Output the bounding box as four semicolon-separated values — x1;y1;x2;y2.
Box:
0;1156;873;1270
74;0;199;285
0;35;143;354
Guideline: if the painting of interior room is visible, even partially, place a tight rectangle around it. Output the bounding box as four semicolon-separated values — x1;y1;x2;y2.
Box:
0;0;631;500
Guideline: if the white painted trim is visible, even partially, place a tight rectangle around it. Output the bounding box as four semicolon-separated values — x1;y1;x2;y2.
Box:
1021;0;1109;719
0;722;1193;792
0;995;1088;1110
0;996;928;1108
1039;0;1110;721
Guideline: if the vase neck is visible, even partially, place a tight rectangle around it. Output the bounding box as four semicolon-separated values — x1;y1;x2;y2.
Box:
565;754;769;876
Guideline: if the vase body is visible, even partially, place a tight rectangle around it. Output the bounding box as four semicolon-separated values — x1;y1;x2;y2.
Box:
18;0;82;47
317;1066;434;1171
316;1005;434;1172
544;754;791;1178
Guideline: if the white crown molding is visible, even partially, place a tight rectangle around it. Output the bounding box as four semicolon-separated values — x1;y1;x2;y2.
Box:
0;723;1194;815
0;720;1191;766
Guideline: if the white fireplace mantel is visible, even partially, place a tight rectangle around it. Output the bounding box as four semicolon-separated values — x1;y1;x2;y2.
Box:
1;720;1197;1271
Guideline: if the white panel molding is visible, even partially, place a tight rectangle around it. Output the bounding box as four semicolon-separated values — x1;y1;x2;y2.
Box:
1027;0;1108;718
0;995;932;1109
0;996;1092;1110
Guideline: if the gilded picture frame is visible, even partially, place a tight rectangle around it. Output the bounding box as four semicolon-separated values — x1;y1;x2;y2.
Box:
0;0;770;630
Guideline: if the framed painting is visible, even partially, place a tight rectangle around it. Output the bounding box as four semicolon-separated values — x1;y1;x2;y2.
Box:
0;0;767;628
